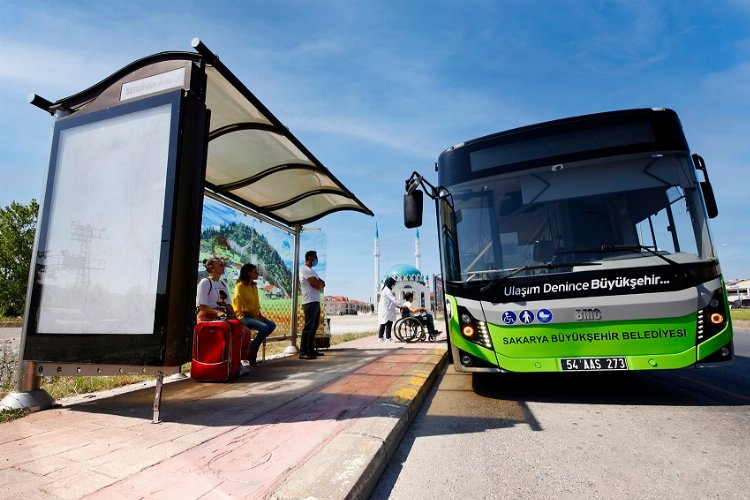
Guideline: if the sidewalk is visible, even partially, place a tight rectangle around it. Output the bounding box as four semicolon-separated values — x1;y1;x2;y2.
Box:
0;335;447;499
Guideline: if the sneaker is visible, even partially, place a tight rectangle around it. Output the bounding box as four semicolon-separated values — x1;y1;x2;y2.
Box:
386;338;396;343
299;353;317;360
378;337;385;342
239;365;251;376
314;350;325;356
240;360;251;367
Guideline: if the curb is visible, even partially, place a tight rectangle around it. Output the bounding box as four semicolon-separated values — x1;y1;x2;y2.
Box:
270;347;448;499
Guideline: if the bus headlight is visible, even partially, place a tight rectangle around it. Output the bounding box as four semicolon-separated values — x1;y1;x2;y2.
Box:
697;289;728;343
457;306;492;350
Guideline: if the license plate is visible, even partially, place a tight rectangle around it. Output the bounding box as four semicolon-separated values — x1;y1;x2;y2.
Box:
560;357;628;371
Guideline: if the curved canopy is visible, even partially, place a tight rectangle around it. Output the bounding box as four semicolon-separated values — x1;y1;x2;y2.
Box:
33;39;373;229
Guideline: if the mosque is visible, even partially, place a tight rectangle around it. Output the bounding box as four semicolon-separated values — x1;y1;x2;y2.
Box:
373;224;433;312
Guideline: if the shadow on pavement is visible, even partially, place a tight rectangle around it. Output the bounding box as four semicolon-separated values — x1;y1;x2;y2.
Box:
64;346;439;426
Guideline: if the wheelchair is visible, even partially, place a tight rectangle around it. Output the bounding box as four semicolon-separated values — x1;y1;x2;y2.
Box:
393;307;439;343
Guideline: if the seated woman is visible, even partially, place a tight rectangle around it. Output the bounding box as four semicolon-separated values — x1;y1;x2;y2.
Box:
196;257;253;373
402;292;440;336
232;263;277;366
196;257;234;322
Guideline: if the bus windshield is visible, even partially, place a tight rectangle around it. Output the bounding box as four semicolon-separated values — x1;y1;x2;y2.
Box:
447;152;714;283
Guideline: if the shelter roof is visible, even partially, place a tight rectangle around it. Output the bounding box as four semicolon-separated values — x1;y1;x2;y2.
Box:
32;38;373;229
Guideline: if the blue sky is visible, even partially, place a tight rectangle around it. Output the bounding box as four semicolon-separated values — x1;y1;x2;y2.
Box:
1;0;749;303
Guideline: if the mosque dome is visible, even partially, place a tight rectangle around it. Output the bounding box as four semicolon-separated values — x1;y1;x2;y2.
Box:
386;263;420;276
384;263;427;284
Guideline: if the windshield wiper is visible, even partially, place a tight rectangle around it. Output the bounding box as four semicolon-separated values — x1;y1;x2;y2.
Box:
554;244;683;271
480;261;600;295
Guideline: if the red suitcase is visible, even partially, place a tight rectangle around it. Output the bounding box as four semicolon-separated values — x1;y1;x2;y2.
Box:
191;319;245;382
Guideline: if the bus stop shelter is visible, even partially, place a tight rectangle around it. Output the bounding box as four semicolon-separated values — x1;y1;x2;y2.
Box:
3;38;372;416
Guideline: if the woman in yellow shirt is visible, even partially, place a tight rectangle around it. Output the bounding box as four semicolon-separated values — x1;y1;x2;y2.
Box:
232;264;277;366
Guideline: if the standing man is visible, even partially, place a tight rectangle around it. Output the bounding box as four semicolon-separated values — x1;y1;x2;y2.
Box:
299;250;325;359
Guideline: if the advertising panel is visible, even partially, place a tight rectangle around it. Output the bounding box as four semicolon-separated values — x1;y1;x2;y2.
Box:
198;198;327;334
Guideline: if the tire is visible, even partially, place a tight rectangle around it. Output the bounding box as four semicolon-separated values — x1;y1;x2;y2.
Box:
393;318;406;342
397;317;423;343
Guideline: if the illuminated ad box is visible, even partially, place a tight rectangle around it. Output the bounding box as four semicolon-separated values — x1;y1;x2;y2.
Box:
24;61;207;366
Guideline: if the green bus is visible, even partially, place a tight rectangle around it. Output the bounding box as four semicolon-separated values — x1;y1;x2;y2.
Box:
404;108;734;373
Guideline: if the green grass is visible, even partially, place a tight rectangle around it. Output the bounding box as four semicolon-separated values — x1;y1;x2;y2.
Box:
41;375;155;400
0;363;192;416
731;309;750;322
0;317;22;327
332;331;377;343
0;408;30;423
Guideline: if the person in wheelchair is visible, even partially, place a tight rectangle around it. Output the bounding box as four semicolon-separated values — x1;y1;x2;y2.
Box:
402;292;440;338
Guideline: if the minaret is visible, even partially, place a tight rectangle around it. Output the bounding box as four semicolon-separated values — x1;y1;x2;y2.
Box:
415;228;421;271
374;222;380;305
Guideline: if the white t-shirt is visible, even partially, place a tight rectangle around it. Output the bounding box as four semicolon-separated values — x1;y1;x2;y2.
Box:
300;265;321;304
404;300;427;316
196;278;230;310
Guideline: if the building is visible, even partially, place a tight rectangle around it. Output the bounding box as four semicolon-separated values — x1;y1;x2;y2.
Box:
727;278;750;303
374;227;433;312
324;295;371;316
383;264;432;312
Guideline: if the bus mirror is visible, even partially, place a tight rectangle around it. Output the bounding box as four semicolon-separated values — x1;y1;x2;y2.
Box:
404;190;424;228
701;182;719;219
692;154;718;219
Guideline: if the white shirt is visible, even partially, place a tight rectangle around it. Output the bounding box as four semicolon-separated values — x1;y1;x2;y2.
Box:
300;265;322;304
377;287;401;324
196;278;229;310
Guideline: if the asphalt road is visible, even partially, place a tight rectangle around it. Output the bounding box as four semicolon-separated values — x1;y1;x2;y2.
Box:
0;328;21;342
372;328;750;500
0;328;22;358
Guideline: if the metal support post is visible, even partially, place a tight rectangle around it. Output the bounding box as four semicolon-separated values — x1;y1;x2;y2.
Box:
284;226;302;355
152;371;164;424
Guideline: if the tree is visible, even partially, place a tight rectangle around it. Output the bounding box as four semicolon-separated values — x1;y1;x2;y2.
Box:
0;199;39;317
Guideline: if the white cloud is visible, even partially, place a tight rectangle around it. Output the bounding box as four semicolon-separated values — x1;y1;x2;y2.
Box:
0;40;131;97
291;113;437;159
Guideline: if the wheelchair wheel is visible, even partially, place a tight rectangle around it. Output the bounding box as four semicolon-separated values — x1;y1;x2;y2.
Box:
392;318;406;342
396;317;423;343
